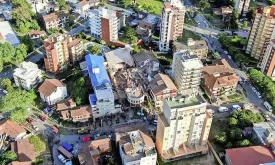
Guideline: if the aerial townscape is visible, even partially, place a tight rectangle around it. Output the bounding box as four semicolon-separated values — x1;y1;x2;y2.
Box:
3;0;275;165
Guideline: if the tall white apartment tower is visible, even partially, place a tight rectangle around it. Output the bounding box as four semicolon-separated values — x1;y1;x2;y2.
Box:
89;7;119;43
159;0;185;51
172;50;203;96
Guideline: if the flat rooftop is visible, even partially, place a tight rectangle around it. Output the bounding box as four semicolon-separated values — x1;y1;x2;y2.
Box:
143;14;159;24
0;21;20;46
165;94;206;109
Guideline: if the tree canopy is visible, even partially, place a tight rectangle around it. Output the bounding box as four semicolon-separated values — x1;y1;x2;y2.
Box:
10;108;29;123
1;79;14;92
56;0;70;10
88;45;101;55
0;151;17;164
11;0;40;34
120;27;138;44
0;89;37;112
248;69;275;108
29;135;46;153
72;77;88;105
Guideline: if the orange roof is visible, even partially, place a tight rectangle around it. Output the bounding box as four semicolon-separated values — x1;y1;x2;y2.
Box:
0;120;26;138
90;138;111;153
28;30;46;37
11;138;36;162
67;38;82;48
43;11;68;23
56;98;76;111
0;32;4;40
38;79;65;96
70;106;92;118
9;161;32;165
226;146;275;165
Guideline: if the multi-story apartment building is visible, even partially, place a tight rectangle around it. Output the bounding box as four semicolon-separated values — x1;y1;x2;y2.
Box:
156;94;213;161
261;39;275;80
159;0;185;51
234;0;251;16
148;73;178;108
42;11;69;30
85;54;121;119
172;50;203;96
173;38;209;60
246;6;275;61
89;8;125;43
44;34;84;74
117;130;157;165
13;62;43;90
202;59;239;97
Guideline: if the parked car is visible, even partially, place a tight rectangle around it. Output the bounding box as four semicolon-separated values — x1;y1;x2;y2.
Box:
207;109;215;116
251;87;257;92
232;105;241;111
26;117;33;123
39;114;46;121
218;107;228;113
197;21;200;24
51;125;59;133
32;125;39;131
257;92;262;99
264;114;271;122
57;154;67;163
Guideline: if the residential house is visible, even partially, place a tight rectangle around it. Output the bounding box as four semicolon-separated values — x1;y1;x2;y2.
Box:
78;138;112;165
27;0;57;14
253;122;275;145
213;6;233;16
60;106;92;122
56;98;77;111
75;0;100;18
28;30;47;39
225;146;275;165
0;120;26;141
38;79;68;105
148;73;177;108
125;87;145;107
116;130;157;165
9;162;32;165
13;62;43;90
202;59;239;97
42;11;69;30
11;138;36;162
136;14;160;37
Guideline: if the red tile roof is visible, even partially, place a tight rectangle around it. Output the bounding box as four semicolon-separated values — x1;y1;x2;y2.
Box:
38;79;65;96
0;120;26;138
11;138;36;162
226;146;275;165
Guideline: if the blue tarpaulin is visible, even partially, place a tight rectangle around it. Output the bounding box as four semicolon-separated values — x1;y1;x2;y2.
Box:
62;142;73;152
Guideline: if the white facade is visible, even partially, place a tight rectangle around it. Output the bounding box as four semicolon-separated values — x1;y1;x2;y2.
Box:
172;50;203;96
118;130;157;165
89;7;119;41
75;1;100;18
13;62;43;90
125;87;145;106
234;0;250;16
40;86;68;105
27;0;58;14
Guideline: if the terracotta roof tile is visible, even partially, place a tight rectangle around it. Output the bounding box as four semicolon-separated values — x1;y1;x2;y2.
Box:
11;138;36;162
38;79;65;97
56;98;76;111
225;146;275;165
0;120;26;138
9;161;32;165
149;73;177;95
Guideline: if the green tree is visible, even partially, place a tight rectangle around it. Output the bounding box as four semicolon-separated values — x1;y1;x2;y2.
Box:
1;151;17;163
65;15;76;29
229;128;242;140
120;27;139;44
29;135;46;153
225;142;233;148
88;45;101;55
47;28;60;35
56;0;70;10
215;132;227;144
10;108;29;123
230;11;239;29
0;89;36;112
198;0;210;10
14;44;28;63
72;77;88;105
1;79;14;92
100;40;106;45
237;139;251;147
122;0;132;8
132;45;141;54
228;117;238;127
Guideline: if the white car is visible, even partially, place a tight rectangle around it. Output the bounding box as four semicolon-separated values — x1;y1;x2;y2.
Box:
232;105;241;111
257;92;262;98
207;109;215;116
32;125;39;131
58;154;67;163
197;21;200;24
228;55;232;59
218;107;228;113
264;115;271;122
251;87;257;92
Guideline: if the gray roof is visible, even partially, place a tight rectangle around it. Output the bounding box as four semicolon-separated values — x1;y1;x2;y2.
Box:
149;73;177;95
105;48;134;67
133;49;158;66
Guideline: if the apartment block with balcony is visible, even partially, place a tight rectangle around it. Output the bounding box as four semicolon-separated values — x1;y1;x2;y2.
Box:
148;73;178;108
159;1;185;51
172;50;203;97
261;39;275;80
156;94;213;161
44;34;84;74
27;0;58;14
13;62;43;90
116;130;157;165
202;59;239;97
85;54;121;119
89;8;125;43
234;0;251;16
246;6;275;61
42;11;69;30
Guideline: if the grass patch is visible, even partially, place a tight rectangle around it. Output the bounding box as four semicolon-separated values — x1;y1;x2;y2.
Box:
177;29;201;43
227;93;244;103
136;0;163;15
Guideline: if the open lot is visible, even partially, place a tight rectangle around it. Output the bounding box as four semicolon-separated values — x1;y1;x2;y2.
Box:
136;0;163;15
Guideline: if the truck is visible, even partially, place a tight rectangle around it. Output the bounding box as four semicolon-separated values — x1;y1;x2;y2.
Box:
57;146;73;159
264;102;273;112
62;142;73;152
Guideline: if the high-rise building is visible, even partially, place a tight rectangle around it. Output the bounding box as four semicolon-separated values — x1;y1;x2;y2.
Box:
234;0;251;16
44;34;83;74
89;8;125;43
261;39;275;80
85;54;121;119
159;1;185;51
246;6;275;61
156;94;213;161
172;50;203;96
